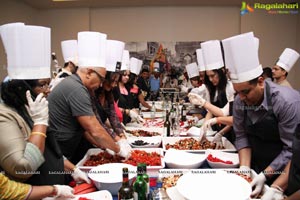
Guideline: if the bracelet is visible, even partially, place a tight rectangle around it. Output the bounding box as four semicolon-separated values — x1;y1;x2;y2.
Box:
271;184;284;193
31;132;47;138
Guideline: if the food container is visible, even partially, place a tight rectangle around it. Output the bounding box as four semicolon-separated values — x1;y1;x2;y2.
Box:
127;136;162;148
206;150;239;168
88;163;136;195
164;149;206;169
76;148;165;176
176;170;251;200
162;136;236;153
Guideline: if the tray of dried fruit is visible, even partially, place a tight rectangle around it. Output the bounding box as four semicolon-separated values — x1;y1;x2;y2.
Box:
76;148;164;176
162;136;236;153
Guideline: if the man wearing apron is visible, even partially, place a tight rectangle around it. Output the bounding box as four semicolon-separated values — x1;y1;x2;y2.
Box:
222;32;300;198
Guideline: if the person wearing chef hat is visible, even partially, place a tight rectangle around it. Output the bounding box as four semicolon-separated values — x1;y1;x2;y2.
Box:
113;56;147;124
272;48;300;88
93;40;128;141
49;40;78;90
0;23;88;193
47;31;131;165
192;40;235;144
222;32;300;199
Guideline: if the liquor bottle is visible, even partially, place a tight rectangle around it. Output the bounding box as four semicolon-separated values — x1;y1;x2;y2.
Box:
181;103;187;121
133;165;147;200
151;101;156;120
139;163;150;198
118;167;134;200
164;111;171;137
152;178;170;200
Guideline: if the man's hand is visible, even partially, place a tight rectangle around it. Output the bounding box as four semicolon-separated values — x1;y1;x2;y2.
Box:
251;172;267;198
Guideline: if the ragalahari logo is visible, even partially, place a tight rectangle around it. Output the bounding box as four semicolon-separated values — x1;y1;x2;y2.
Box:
241;2;254;15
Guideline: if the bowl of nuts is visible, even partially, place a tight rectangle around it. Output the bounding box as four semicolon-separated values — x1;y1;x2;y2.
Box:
127;136;162;148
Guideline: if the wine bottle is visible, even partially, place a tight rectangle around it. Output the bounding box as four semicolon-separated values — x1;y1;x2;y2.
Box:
164;111;171;137
118;167;134;200
181;103;187;121
133;165;147;200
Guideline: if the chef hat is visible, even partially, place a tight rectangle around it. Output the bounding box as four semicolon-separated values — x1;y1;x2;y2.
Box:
276;48;300;72
0;22;51;79
61;40;78;65
222;32;263;83
153;62;160;72
120;50;130;71
77;31;107;68
106;39;125;72
185;62;199;79
201;40;224;70
196;48;206;72
130;57;142;75
254;37;259;52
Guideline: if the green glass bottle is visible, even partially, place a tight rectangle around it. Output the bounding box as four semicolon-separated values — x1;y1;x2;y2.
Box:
140;163;150;198
118;167;134;200
133;165;147;200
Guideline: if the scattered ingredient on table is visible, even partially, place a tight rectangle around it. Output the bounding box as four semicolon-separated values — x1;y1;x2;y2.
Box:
162;174;183;189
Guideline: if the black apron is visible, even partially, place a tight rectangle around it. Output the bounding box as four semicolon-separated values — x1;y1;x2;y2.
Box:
286;123;300;195
26;132;65;185
244;83;283;184
113;87;133;124
211;90;235;143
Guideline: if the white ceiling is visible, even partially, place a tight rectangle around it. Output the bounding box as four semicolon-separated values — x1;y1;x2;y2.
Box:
18;0;297;9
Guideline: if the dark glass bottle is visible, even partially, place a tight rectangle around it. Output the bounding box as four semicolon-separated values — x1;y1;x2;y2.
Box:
164;111;171;137
118;167;134;200
181;103;187;121
133;165;147;200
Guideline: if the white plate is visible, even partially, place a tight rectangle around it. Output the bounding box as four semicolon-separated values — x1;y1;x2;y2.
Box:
164;149;206;169
176;171;251;200
43;190;113;200
185;126;217;137
166;186;187;200
206;150;239;168
162;137;236;153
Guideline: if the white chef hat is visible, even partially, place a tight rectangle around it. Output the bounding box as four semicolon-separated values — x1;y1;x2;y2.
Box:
130;57;142;75
276;48;300;72
120;50;130;71
196;48;206;72
254;37;259;52
0;22;51;79
153;62;160;72
61;40;78;66
201;40;224;70
185;62;199;79
106;40;125;72
222;32;263;83
77;31;107;68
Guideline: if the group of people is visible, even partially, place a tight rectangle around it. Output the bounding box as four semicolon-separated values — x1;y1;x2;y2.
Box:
185;32;300;200
0;21;299;200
